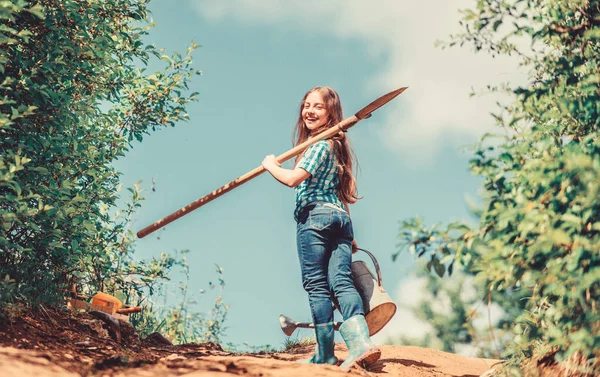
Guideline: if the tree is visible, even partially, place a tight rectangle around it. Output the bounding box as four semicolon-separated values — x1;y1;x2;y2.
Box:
0;0;199;306
396;1;600;375
387;258;520;359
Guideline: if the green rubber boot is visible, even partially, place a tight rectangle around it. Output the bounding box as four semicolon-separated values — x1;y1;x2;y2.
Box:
339;315;381;370
298;322;338;365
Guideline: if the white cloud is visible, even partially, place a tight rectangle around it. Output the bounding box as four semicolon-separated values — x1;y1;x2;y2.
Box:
454;342;480;357
459;275;479;302
191;0;526;164
398;276;429;309
394;275;453;317
470;301;506;330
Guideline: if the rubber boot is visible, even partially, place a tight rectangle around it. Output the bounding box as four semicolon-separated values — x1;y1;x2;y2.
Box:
339;315;381;370
298;322;338;365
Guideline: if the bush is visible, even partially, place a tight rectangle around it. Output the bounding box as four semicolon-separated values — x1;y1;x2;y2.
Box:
396;1;600;375
1;0;199;308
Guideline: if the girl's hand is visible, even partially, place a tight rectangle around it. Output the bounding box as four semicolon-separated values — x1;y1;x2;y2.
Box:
352;239;358;254
262;155;280;171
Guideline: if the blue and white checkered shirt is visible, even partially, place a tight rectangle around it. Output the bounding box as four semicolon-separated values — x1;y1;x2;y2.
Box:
294;140;344;220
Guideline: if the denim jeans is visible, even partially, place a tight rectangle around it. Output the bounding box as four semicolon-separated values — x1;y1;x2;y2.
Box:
296;202;364;325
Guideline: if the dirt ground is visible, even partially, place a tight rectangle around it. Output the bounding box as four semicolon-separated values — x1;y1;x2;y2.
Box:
0;308;502;377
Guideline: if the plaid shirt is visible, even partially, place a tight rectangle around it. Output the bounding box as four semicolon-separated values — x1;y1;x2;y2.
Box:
294;140;344;220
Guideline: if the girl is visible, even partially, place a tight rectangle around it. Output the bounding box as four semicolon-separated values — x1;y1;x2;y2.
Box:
262;87;381;370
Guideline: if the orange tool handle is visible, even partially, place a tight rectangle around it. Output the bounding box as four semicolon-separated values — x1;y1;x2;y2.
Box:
116;306;142;314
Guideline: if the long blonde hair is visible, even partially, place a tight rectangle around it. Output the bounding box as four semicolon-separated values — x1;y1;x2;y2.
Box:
293;87;360;205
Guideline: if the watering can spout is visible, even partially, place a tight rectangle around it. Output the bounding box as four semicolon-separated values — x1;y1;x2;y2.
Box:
279;314;342;336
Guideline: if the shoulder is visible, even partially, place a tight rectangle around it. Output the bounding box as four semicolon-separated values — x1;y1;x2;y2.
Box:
312;140;332;152
298;140;331;170
307;140;333;159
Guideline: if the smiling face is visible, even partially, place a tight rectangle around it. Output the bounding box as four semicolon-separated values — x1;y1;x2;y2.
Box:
302;90;330;132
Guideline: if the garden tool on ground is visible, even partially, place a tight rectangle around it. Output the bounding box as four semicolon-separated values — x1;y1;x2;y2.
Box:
68;290;142;316
280;248;396;336
67;289;142;344
90;310;122;343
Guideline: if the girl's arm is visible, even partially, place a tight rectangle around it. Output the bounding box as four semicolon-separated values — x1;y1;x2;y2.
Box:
262;155;310;187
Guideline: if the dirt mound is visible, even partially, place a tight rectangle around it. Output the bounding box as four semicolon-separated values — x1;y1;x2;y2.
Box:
0;308;501;376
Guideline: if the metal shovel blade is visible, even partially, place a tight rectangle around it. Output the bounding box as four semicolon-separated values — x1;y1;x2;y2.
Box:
354;87;408;120
280;315;299;336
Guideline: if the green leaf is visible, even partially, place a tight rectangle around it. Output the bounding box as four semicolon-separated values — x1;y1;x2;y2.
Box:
548;230;571;245
434;261;445;278
492;19;503;31
25;4;46;19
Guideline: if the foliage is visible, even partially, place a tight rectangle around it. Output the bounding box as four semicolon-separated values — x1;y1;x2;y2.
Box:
397;0;600;374
131;262;230;345
0;0;199;304
387;258;524;358
0;274;17;316
0;0;232;346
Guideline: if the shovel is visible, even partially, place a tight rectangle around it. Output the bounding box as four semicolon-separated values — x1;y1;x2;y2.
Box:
137;87;408;238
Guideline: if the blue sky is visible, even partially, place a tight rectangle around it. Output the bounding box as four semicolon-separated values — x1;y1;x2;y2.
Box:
114;0;522;349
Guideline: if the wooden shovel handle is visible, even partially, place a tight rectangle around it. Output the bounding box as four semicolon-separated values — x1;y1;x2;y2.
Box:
136;116;359;238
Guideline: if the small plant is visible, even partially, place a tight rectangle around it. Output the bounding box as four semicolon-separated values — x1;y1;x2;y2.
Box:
0;275;19;320
129;262;230;345
282;335;316;352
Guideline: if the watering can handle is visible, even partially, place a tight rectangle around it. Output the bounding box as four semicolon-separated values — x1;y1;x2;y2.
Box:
356;248;384;288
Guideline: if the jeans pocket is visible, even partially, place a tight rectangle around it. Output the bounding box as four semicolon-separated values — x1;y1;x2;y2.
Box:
308;211;332;231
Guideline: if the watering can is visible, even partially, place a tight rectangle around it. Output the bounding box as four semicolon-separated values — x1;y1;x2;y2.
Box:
280;248;396;336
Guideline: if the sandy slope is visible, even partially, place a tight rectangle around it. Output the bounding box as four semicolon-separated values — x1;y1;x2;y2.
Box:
0;309;502;376
0;343;501;377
